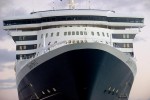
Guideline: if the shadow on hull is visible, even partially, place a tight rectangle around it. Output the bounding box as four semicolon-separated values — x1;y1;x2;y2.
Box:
18;49;134;100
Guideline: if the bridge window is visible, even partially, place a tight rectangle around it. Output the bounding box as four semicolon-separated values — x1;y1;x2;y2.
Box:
3;16;143;26
112;34;136;39
12;35;37;42
17;44;37;50
113;43;133;48
16;53;36;60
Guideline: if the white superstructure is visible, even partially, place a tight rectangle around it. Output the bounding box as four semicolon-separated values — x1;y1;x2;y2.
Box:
3;9;144;74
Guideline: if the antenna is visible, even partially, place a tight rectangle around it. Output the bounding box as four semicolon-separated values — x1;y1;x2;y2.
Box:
53;1;55;10
88;0;91;9
68;0;75;9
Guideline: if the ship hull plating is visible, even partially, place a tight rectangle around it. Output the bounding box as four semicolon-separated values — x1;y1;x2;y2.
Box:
17;44;134;100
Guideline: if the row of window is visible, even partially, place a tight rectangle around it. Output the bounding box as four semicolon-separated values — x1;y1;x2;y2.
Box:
16;53;36;60
41;31;109;38
112;34;136;39
17;44;37;50
13;35;37;42
113;43;133;48
4;15;144;26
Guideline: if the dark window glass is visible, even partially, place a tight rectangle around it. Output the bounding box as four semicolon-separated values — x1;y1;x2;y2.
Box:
80;31;83;35
12;35;37;42
97;32;100;36
107;33;109;37
91;32;94;35
108;17;144;23
64;32;67;36
16;53;36;60
51;33;53;37
56;32;59;36
46;33;48;38
17;44;37;50
112;34;136;39
3;16;144;26
84;31;87;35
113;43;133;48
41;34;43;38
68;31;71;35
76;31;79;35
102;32;105;36
4;16;143;26
72;31;75;35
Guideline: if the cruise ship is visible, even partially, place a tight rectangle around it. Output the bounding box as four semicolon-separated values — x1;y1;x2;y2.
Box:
3;0;144;100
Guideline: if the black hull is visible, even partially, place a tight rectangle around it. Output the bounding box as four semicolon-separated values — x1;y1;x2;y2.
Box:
17;46;134;100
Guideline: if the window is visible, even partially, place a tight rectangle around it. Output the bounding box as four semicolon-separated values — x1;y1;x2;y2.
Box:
76;31;79;35
91;32;94;36
68;31;71;35
57;32;59;36
23;46;26;50
19;46;22;50
123;44;126;48
112;34;136;39
46;33;48;38
34;44;37;48
4;16;143;26
84;31;87;35
51;33;53;37
17;44;37;50
72;31;75;35
64;32;67;36
107;33;109;37
113;43;133;48
19;36;22;41
80;31;83;35
41;34;43;38
13;35;37;42
97;32;100;36
16;53;36;60
123;34;126;39
102;32;105;36
126;34;129;39
127;43;130;48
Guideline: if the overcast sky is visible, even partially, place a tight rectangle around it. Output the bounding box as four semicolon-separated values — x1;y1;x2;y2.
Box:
0;0;150;100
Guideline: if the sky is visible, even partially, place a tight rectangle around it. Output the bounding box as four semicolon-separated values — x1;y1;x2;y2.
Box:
0;0;150;100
